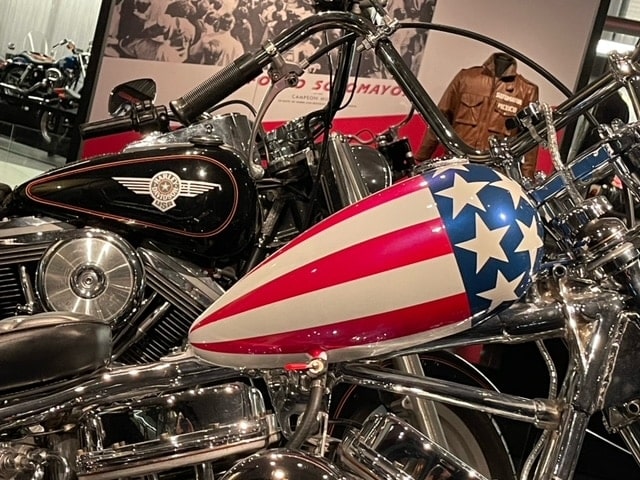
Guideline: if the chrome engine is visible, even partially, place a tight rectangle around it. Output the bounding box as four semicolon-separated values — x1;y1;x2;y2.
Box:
0;355;279;480
76;381;279;480
207;413;490;480
0;216;225;364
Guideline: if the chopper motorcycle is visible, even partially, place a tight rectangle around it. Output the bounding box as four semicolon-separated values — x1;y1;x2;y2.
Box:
0;22;394;479
4;1;640;480
37;39;91;145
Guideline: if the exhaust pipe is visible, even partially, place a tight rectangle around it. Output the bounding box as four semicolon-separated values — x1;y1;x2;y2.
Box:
0;78;52;99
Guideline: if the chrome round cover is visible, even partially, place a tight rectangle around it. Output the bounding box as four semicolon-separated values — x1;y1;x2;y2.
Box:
338;413;488;480
351;145;392;193
37;229;143;323
220;449;353;480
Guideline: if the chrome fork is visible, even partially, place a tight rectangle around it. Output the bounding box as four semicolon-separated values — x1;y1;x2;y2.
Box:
391;354;449;448
535;274;628;479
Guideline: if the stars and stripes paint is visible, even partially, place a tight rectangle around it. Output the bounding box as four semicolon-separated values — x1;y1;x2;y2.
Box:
189;162;544;369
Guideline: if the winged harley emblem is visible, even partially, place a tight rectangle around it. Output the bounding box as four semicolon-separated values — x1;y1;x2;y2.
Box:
114;171;222;212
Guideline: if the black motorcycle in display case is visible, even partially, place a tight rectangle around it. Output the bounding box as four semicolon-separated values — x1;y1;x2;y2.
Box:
0;36;90;148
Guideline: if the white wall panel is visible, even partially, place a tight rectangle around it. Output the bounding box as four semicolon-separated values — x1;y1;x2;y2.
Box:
421;0;601;106
0;0;101;59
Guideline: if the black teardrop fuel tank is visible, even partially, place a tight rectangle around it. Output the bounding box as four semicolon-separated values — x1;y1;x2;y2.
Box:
11;144;258;260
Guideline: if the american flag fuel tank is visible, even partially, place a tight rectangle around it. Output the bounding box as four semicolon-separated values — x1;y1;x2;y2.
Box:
189;163;544;368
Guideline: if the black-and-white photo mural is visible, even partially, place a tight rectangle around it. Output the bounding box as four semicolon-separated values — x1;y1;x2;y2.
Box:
104;0;436;77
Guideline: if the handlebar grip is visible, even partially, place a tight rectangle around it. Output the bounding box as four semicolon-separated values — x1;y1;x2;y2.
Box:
169;52;264;125
79;116;135;140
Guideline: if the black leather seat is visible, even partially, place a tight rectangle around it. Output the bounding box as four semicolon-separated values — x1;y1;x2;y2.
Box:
0;312;111;392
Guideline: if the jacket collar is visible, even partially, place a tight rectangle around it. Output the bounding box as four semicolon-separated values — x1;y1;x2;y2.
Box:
482;53;518;79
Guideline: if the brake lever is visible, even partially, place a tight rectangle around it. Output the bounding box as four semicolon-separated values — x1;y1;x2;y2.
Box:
246;44;305;179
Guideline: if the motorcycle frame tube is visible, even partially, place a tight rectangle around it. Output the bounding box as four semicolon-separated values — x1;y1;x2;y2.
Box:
391;353;450;448
535;306;630;478
337;363;561;429
340;293;629;479
618;423;640;469
390;300;568;355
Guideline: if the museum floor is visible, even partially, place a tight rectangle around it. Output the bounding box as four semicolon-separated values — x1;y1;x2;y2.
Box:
0;126;65;187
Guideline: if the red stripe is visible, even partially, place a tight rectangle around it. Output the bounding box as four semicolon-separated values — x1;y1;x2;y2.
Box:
265;173;430;264
192;292;471;354
193;216;452;330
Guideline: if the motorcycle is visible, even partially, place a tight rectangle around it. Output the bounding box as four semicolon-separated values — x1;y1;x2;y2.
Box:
0;38;87;99
0;37;90;144
2;1;640;479
0;67;391;366
38;39;91;144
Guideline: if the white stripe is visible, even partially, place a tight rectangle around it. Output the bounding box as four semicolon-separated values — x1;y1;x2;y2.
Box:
202;183;438;314
190;253;464;343
114;178;149;184
192;318;473;369
184;187;214;192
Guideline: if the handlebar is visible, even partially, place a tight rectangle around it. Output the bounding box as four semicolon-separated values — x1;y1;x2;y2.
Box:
170;52;266;125
95;8;639;166
79;104;169;139
79;115;138;140
169;12;374;125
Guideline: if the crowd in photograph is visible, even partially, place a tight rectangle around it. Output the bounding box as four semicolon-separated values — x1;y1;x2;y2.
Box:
106;0;435;76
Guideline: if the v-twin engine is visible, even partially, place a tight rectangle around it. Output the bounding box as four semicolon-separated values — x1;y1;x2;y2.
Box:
0;355;279;480
0;216;225;364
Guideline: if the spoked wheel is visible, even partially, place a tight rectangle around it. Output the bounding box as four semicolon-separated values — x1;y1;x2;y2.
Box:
331;351;517;480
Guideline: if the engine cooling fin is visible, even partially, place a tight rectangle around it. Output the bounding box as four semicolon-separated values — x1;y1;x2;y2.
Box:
114;249;225;364
0;266;23;317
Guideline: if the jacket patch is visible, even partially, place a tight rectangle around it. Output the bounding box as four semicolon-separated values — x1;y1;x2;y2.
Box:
496;102;519;114
495;91;523;105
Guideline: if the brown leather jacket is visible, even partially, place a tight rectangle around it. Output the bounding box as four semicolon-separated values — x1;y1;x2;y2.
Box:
415;53;539;178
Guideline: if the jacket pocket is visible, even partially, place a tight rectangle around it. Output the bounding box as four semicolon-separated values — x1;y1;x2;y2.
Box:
454;93;484;126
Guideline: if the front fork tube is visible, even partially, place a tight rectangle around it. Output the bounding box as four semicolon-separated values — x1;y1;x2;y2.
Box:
535;290;627;479
392;354;449;449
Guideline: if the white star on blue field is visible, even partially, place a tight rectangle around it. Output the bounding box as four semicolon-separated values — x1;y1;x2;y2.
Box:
423;163;544;319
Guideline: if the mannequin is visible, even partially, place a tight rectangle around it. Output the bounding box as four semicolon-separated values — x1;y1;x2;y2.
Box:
493;52;514;77
415;52;539;178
